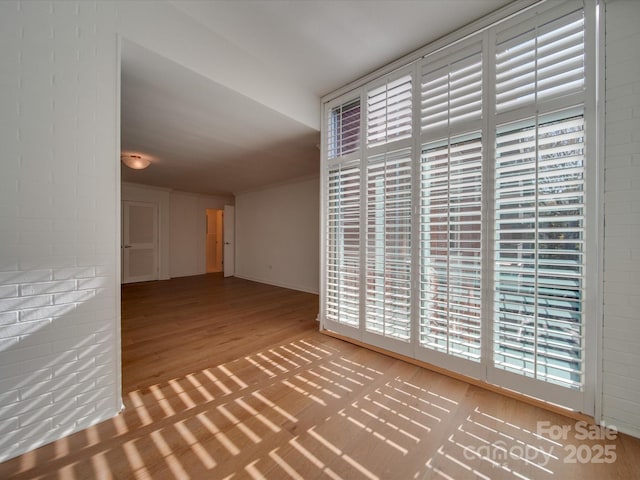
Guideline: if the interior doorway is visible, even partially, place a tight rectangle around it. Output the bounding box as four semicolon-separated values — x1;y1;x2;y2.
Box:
206;209;224;273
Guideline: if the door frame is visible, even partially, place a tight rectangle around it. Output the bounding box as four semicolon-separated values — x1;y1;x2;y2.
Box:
223;205;235;277
205;208;224;273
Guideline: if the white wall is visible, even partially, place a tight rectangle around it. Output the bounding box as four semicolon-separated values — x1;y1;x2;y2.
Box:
0;1;120;461
0;0;308;463
121;183;233;280
601;0;640;438
121;183;171;280
170;191;233;278
235;177;320;294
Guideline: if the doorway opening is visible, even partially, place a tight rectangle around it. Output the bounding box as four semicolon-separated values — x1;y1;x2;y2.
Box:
206;209;224;273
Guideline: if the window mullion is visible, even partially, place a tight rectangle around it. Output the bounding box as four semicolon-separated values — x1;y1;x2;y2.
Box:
411;64;422;357
533;24;539;381
534;115;539;381
359;90;367;338
446;135;452;356
482;28;496;380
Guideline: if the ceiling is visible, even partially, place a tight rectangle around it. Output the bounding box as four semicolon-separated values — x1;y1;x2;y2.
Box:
121;41;321;196
121;0;510;196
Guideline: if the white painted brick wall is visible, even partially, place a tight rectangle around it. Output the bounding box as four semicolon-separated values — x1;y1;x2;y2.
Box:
602;0;640;438
0;0;120;462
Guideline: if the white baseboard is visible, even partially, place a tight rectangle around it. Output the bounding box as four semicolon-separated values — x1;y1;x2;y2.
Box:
234;274;319;295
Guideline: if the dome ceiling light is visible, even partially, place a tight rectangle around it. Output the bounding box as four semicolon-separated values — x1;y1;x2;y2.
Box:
121;154;151;170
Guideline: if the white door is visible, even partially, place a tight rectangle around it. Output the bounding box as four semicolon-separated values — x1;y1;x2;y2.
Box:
223;205;235;277
122;201;158;283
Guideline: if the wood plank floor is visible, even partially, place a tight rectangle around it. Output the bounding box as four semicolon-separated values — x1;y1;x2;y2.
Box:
1;274;639;479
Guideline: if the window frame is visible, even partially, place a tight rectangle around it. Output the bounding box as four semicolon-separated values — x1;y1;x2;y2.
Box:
320;0;600;416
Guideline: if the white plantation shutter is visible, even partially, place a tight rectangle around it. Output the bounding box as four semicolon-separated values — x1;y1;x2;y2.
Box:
326;160;361;327
328;99;361;159
420;134;482;361
494;110;585;389
421;43;483;138
366;148;412;341
367;74;413;148
495;4;585;114
418;40;484;365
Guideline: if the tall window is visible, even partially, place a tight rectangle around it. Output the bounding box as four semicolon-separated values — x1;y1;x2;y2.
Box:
365;74;413;346
492;2;588;398
321;0;596;413
494;111;586;389
419;41;483;363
